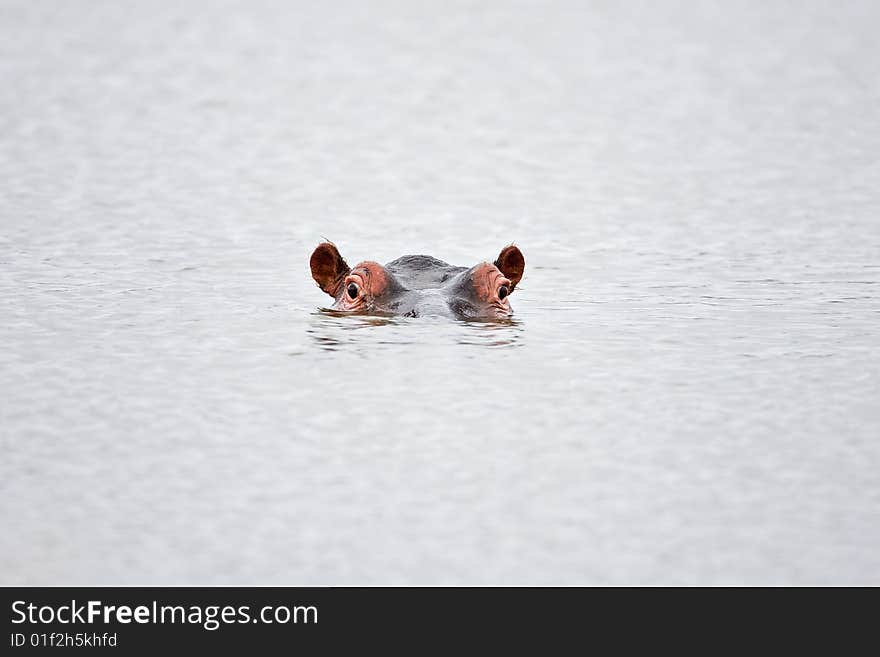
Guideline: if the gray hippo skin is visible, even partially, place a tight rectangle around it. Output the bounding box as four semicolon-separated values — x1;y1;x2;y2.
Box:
310;242;525;319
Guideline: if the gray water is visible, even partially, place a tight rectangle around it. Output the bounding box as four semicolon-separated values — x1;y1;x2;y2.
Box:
2;0;879;585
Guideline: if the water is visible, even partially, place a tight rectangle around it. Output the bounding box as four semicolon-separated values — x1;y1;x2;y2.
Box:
2;0;878;585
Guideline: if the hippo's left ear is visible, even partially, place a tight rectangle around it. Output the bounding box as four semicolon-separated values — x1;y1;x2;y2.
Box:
494;245;525;292
310;242;351;297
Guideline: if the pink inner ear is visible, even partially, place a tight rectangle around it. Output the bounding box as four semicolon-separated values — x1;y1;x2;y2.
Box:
310;242;350;297
494;245;524;291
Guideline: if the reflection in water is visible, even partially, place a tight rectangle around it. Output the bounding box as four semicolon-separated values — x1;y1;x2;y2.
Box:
455;318;524;348
307;310;523;352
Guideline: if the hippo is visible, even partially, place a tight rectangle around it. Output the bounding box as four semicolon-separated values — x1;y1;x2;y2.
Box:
310;242;525;319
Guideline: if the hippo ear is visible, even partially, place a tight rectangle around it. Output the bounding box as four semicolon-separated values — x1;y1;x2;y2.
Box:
310;242;351;297
494;245;525;292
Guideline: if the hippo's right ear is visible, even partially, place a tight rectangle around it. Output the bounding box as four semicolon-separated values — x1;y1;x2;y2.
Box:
494;245;525;292
310;242;351;297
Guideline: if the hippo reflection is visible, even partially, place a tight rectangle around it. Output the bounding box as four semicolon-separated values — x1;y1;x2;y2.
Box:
310;242;525;319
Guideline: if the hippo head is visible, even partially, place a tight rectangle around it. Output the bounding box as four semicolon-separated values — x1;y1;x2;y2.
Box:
310;242;525;320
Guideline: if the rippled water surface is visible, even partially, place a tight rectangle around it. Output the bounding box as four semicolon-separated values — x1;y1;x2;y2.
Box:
2;1;879;584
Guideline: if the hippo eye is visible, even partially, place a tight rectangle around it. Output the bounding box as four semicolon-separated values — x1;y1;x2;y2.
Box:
346;282;359;299
498;285;509;300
